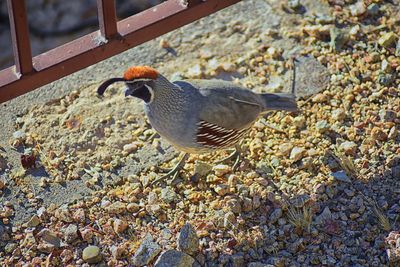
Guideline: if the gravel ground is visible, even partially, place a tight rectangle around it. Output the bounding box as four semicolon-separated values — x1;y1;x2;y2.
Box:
1;0;400;266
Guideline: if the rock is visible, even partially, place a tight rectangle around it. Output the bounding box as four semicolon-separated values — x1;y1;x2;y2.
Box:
349;1;366;16
214;184;229;196
315;206;332;224
312;93;328;103
332;108;346;121
339;141;357;156
269;208;282;224
161;187;177;204
367;3;379;16
187;64;203;78
0;180;5;190
105;201;126;214
127;203;140;213
224;211;236;228
37;229;61;248
63;224;78;243
110;245;125;259
26;215;41;227
371;127;387;141
331;171;351;183
13;130;26;139
154;250;195;267
113;218;128;234
330;28;347;51
230;254;245;267
4;243;18;254
177;223;199;256
194;161;212;177
378;32;398;48
315;120;330;133
82;245;102;264
381;59;392;73
131;234;161;266
213;164;231;176
123;143;138;154
278;143;293;156
227;198;242;214
290;147;306;161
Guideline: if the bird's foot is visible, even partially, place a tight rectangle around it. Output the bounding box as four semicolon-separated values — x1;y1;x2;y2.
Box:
151;153;189;186
215;146;241;171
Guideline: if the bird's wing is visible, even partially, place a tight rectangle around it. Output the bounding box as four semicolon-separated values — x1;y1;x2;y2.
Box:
174;79;262;130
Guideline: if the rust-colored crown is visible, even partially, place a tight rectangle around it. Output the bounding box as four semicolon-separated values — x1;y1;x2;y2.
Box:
123;66;158;81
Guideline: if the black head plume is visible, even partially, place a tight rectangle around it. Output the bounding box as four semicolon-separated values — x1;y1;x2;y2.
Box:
97;77;126;96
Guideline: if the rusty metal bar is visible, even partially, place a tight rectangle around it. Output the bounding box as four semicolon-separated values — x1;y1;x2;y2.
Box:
6;0;33;75
97;0;118;39
0;0;241;103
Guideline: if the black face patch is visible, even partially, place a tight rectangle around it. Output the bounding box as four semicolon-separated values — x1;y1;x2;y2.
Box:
126;81;152;103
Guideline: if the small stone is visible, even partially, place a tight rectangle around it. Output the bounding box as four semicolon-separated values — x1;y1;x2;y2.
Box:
123;143;138;154
187;64;203;78
330;28;347;51
312;93;328;103
371;127;387;141
215;184;229;196
110;245;125;260
154;250;195;267
303;25;332;40
315;120;330;133
339;141;357;156
113;218;128;234
367;3;379;16
13;130;26;140
177;223;199;256
105;201;126;214
72;208;85;223
269;208;282;224
221;62;236;72
278;143;293;156
194;161;212;177
127;203;140;213
199;49;213;59
332;108;346;121
267;47;281;59
80;228;94;242
131;234;161;266
290;147;306;161
161;187;177;204
82;245;102;264
331;171;351;183
227;198;242;214
388;127;398;140
4;243;18;254
224;211;236;228
64;224;78;243
315;206;332;224
349;1;366;16
213;164;231;176
26;215;41;227
381;59;392;73
293;116;306;128
37;229;61;248
159;39;170;49
377;73;395;86
242;197;253;212
396;40;400;56
378;32;398;48
288;0;301;10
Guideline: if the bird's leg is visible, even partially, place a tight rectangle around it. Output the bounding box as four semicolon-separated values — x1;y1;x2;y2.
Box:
151;152;189;185
215;144;242;171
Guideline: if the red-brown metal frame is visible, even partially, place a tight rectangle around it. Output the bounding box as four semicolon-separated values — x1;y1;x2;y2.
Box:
0;0;241;103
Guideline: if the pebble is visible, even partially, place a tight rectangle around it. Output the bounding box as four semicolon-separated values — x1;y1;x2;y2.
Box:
290;147;306;161
113;218;128;234
13;130;26;139
215;184;229;196
269;208;282;224
227;198;242;214
123;143;138;154
177;223;199;256
278;143;293;156
63;224;79;243
332;108;346;121
82;245;103;264
331;171;351;183
367;3;379;16
315;120;330;133
0;180;5;190
349;1;366;16
213;164;231;176
26;215;41;227
127;203;140;213
161;186;178;204
154;250;195;267
194;161;212;177
187;64;203;78
312;93;328;103
371;126;387;141
378;32;398;48
339;141;357;156
38;229;61;247
381;59;392;73
224;211;236;228
105;201;126;214
315;206;332;224
131;234;161;266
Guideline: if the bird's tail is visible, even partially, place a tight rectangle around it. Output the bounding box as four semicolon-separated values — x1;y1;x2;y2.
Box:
260;93;298;112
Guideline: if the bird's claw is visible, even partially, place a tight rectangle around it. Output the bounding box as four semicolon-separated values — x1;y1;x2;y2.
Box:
215;146;241;171
151;153;189;186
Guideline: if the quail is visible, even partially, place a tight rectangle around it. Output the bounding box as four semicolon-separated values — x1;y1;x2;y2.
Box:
98;65;298;184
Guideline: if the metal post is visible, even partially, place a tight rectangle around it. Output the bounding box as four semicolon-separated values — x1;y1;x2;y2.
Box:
97;0;118;39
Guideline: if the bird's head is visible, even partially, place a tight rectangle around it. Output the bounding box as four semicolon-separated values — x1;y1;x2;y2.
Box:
97;66;163;103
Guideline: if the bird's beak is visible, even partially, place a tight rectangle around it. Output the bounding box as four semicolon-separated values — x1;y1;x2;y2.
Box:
124;87;133;97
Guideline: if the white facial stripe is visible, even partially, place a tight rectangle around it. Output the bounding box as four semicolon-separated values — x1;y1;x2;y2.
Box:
144;84;154;103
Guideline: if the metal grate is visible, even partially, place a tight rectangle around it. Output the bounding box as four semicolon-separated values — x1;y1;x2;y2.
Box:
0;0;241;103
